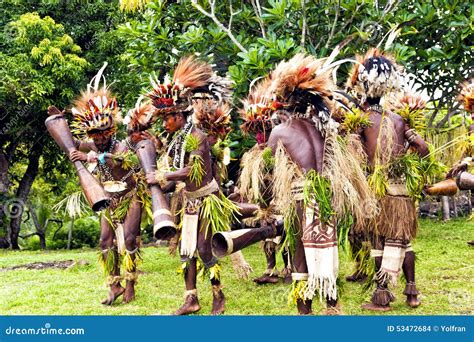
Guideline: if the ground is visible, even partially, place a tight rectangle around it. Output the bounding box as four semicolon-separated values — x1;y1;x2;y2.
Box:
0;218;473;315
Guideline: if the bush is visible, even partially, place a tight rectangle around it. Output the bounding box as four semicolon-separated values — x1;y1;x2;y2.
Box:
69;216;100;249
46;216;100;250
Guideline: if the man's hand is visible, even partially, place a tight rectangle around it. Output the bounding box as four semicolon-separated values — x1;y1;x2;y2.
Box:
69;150;88;162
47;105;64;116
161;181;176;193
86;151;98;163
446;160;469;179
146;171;158;185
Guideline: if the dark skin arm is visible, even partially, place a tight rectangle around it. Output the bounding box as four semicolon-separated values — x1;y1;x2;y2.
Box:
405;124;429;157
48;105;124;166
69;144;123;167
146;130;211;188
446;120;473;178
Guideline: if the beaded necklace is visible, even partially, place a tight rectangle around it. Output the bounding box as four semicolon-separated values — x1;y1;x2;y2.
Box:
97;139;116;182
167;120;194;170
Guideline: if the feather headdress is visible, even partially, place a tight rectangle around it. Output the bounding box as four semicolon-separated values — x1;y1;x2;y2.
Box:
458;78;474;112
70;63;119;139
123;96;157;134
148;56;232;116
268;53;335;117
346;48;403;101
239;77;280;143
193;99;232;140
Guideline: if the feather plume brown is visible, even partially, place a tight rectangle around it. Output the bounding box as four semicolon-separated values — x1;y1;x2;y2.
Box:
193;99;232;139
126;103;157;134
71;88;119;139
269;53;334;103
240;77;276;139
173;56;213;91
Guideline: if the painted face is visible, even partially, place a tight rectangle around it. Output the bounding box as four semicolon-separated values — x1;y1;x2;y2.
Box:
163;114;184;133
93;134;112;151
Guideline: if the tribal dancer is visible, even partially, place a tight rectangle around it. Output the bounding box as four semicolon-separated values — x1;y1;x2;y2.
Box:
193;98;254;279
49;64;145;305
333;95;374;284
446;78;474;245
346;48;431;311
145;56;239;315
265;54;371;315
239;79;291;285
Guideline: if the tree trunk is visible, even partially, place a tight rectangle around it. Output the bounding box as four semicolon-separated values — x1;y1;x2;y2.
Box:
0;149;10;238
0;150;8;194
9;146;42;249
27;201;46;250
67;218;74;250
441;196;450;222
0;141;19;243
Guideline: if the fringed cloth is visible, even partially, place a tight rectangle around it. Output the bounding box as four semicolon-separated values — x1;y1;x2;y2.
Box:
229;251;253;279
302;202;338;302
180;179;239;259
369;180;417;289
180;179;220;258
372;241;412;289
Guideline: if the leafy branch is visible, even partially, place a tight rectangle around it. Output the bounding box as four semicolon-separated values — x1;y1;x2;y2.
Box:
191;0;248;53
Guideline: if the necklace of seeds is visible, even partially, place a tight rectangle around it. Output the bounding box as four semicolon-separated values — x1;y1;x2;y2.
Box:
98;139;116;182
369;104;383;114
167;120;193;170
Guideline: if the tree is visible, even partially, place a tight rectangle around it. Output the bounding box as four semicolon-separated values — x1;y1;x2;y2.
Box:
0;12;88;248
117;0;473;113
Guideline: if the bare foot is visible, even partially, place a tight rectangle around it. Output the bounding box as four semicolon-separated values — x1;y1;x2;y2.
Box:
296;299;312;315
253;275;279;285
123;281;136;303
361;303;392;312
173;295;201;315
211;288;225;315
406;295;421;308
101;285;125;305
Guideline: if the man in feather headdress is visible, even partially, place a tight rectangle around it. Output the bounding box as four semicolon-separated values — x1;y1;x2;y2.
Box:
145;56;239;315
238;79;292;285
192;98;257;280
263;54;371;315
48;63;144;305
346;48;430;311
446;78;474;246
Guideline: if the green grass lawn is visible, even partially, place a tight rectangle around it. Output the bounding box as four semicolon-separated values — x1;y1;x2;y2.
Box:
0;218;473;315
